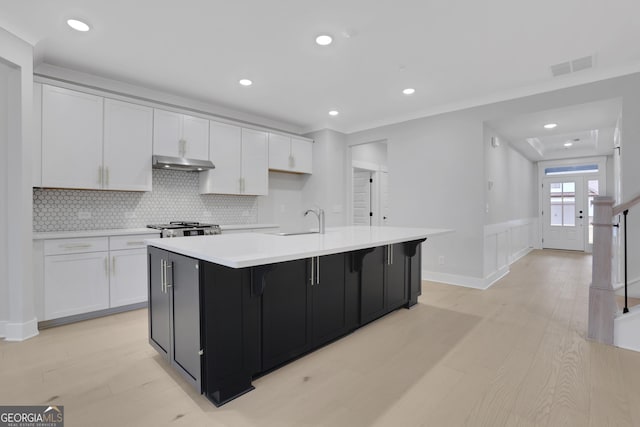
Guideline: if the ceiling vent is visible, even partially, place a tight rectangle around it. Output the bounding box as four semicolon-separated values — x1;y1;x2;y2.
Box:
550;55;595;77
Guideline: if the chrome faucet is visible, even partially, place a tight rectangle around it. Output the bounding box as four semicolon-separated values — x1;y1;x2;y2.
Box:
304;208;325;234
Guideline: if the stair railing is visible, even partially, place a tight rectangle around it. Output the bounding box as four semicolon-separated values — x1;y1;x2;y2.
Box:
589;193;640;345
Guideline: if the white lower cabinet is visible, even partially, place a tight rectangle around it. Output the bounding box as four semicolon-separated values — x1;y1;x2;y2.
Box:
109;248;148;307
40;233;155;322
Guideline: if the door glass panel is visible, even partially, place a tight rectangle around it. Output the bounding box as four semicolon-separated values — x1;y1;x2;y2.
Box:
588;179;599;244
549;181;576;227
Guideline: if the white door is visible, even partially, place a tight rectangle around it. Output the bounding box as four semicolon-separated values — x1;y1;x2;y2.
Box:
353;170;372;225
379;171;390;225
241;128;269;195
543;178;585;251
110;248;148;307
104;99;153;191
200;121;242;194
42;85;104;189
181;114;210;160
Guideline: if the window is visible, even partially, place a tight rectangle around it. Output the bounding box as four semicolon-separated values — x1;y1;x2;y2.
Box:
550;182;576;227
545;164;598;175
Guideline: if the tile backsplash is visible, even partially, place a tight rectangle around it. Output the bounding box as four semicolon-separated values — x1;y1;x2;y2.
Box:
33;169;259;232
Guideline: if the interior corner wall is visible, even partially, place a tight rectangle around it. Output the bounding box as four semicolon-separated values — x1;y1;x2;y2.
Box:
300;129;348;229
0;27;36;340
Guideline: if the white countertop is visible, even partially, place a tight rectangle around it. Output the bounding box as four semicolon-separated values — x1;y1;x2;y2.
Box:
33;228;161;240
32;224;280;240
146;226;453;268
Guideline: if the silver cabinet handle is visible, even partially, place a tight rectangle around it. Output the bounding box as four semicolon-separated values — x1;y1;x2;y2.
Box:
390;244;394;265
112;256;116;274
105;166;110;187
61;243;92;249
98;165;103;185
104;257;109;276
316;256;320;285
165;261;173;289
288;154;294;168
160;259;166;293
310;257;315;286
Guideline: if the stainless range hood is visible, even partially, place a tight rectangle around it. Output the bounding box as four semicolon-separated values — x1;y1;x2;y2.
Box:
152;155;215;171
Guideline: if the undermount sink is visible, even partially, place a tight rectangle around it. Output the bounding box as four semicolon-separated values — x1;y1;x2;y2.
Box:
270;231;319;236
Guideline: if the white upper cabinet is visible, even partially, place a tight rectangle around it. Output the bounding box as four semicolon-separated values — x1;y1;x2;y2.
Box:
33;83;43;187
268;132;312;174
241;128;269;195
104;99;153;191
42;85;104;189
200;122;268;195
153;109;209;160
290;137;313;174
200;121;242;194
40;84;153;191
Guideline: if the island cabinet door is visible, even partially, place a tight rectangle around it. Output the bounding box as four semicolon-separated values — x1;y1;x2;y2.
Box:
385;243;408;311
261;258;312;372
311;253;348;346
148;247;171;358
170;253;202;391
360;246;387;324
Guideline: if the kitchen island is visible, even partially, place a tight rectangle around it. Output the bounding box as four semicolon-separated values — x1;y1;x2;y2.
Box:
146;226;451;406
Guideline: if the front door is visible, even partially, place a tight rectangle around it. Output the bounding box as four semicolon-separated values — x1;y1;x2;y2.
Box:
542;178;585;251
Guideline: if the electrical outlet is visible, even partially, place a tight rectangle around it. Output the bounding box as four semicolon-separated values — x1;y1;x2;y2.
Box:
78;211;91;220
438;256;445;265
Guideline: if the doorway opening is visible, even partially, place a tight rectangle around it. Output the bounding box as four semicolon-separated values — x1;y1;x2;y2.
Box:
349;142;388;226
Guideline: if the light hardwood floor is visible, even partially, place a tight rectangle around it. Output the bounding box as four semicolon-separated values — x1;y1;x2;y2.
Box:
2;249;640;426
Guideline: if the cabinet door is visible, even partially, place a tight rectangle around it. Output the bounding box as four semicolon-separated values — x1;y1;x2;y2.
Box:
268;133;291;171
110;248;148;307
291;137;313;174
262;259;311;371
241;128;268;195
312;253;347;346
182;115;209;160
153;109;182;157
170;253;202;388
199;121;242;194
386;244;407;310
360;246;386;324
44;251;110;320
42;85;103;189
148;247;170;357
104;99;153;191
33;82;42;187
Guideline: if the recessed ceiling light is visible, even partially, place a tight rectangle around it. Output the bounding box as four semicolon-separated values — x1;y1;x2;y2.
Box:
544;123;557;129
564;142;573;147
328;110;339;116
67;19;90;32
402;88;416;95
239;79;253;86
315;35;333;46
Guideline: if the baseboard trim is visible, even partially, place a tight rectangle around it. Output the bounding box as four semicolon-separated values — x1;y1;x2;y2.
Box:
509;247;533;265
2;317;39;341
38;302;147;329
0;321;6;338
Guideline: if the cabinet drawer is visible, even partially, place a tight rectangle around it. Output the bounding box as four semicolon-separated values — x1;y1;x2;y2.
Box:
44;237;108;255
109;234;158;250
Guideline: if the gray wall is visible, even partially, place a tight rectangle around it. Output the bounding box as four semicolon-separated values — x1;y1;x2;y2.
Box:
0;60;9;331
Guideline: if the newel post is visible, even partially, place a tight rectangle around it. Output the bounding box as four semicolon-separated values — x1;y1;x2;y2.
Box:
587;196;617;345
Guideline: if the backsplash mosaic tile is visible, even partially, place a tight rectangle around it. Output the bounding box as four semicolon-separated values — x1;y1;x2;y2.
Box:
33;169;258;232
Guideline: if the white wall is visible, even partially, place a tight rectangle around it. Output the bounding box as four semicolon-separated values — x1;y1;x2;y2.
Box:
351;142;388;168
301;129;348;229
483;126;537;285
257;171;308;230
0;27;36;340
347;72;640;287
0;61;8;334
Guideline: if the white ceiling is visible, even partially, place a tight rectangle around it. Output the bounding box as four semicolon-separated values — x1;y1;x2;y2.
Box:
486;98;621;161
2;0;640;134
